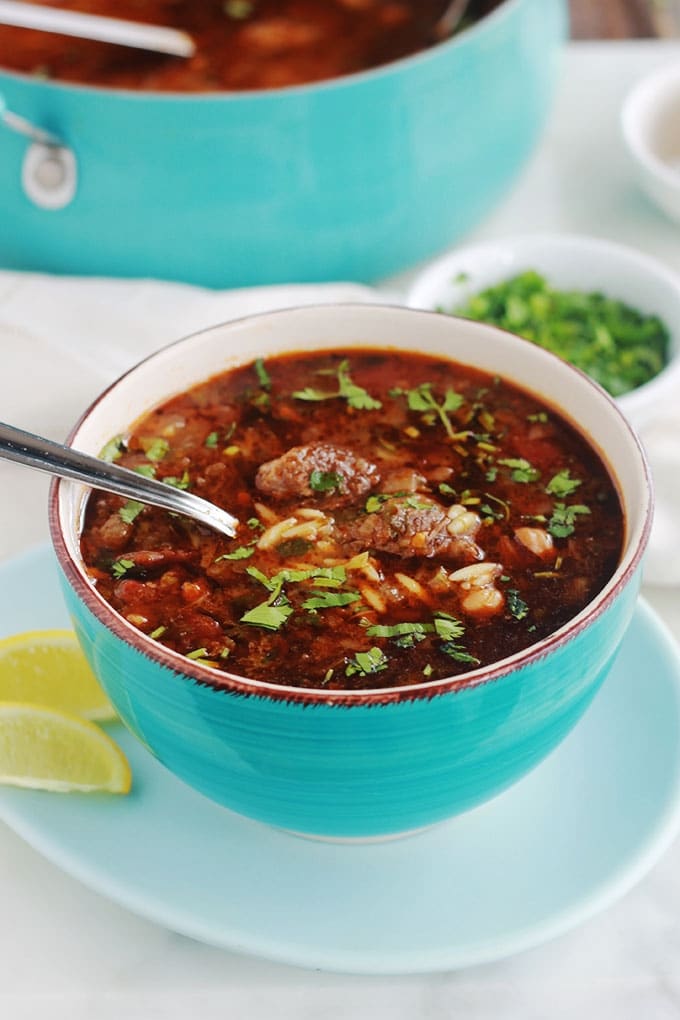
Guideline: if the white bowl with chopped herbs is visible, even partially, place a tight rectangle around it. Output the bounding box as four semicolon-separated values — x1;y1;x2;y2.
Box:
407;233;680;429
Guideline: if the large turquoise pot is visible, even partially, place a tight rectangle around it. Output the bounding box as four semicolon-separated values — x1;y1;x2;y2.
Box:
50;305;651;838
0;0;566;288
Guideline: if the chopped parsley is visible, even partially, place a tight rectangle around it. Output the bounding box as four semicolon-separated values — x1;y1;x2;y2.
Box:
345;647;389;678
215;544;255;561
506;589;530;620
141;437;170;462
99;435;125;463
545;469;582;498
453;270;669;396
254;357;271;390
111;558;134;579
390;383;463;440
548;502;591;538
309;469;344;493
302;591;361;611
293;359;381;410
498;457;541;483
119;500;144;525
162;471;190;490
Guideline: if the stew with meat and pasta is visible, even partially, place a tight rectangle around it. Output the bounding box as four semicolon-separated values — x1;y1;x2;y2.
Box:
79;348;624;691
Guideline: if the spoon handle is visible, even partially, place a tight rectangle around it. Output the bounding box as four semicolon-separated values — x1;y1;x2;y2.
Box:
0;1;195;57
0;421;238;539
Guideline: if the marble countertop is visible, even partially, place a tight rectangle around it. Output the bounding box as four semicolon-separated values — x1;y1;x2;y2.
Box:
3;40;680;1019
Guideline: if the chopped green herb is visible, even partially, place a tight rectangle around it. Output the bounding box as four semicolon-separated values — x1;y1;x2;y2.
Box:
149;625;166;640
186;647;209;661
345;646;389;677
548;502;591;538
302;591;361;611
365;493;393;514
119;500;144;525
205;431;219;449
433;612;466;642
111;558;134;579
309;469;344;493
366;621;433;644
423;663;433;677
485;466;498;483
240;597;293;632
99;436;125;463
438;482;456;497
254;357;271;390
215;545;255;561
440;643;481;665
163;470;190;490
134;464;156;479
247;516;264;531
507;589;530;620
453;270;670;397
141;437;170;462
528;411;549;423
390;383;463;440
498;457;541;483
293;359;381;410
546;469;582;498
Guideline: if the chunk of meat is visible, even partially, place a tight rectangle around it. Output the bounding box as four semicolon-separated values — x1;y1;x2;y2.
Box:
339;496;483;562
255;444;380;505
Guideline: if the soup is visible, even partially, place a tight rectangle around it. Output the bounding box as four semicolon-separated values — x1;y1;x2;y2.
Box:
0;0;501;91
79;349;624;691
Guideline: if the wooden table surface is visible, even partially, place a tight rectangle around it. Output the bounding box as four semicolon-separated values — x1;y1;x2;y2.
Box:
569;0;679;38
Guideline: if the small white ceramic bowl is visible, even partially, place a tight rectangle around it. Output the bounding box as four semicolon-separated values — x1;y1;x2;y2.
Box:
621;63;680;225
407;233;680;430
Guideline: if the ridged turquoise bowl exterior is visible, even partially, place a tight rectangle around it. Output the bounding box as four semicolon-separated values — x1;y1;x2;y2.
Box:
0;0;566;287
51;305;652;838
59;572;641;837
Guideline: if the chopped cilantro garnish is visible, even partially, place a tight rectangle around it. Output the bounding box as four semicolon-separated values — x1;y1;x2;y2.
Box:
366;621;432;644
293;359;381;410
141;437;170;462
440;643;480;665
134;464;156;479
438;482;456;497
111;558;134;579
548;503;591;538
390;383;463;440
453;271;669;397
433;612;466;642
215;545;255;561
186;647;209;661
485;466;498;483
99;436;125;463
345;647;389;677
498;457;541;483
205;431;219;449
163;470;190;490
545;469;582;498
365;493;393;514
254;357;271;390
302;591;361;611
247;516;264;531
309;469;344;493
507;589;530;620
240;596;293;632
119;500;144;525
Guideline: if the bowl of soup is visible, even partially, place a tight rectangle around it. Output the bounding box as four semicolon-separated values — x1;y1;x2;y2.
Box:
50;304;651;838
0;0;567;287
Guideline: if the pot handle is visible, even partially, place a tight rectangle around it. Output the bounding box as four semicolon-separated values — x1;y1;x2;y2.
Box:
0;92;77;209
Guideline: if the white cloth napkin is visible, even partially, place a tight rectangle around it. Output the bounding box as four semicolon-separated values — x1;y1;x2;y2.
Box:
0;270;677;585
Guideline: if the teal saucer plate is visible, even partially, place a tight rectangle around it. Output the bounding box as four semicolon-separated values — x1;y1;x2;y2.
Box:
1;545;680;975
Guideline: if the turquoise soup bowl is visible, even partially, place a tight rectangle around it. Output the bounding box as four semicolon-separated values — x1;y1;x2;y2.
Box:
0;0;566;287
51;305;651;839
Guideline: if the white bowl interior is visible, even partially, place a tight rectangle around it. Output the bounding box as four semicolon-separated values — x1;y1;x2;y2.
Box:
622;64;680;177
58;304;650;644
407;234;680;428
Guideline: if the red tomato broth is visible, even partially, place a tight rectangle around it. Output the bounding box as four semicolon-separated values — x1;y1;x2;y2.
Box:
79;349;624;691
0;0;502;92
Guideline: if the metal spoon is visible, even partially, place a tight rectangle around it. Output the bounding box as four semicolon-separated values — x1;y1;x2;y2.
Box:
0;1;195;57
0;422;238;539
433;0;472;41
